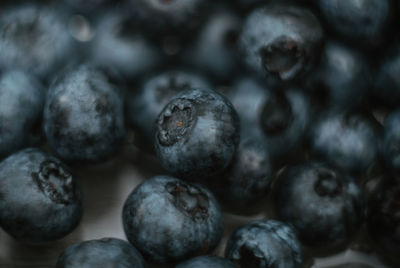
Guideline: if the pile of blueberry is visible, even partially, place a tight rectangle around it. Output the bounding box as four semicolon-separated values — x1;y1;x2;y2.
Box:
0;0;400;267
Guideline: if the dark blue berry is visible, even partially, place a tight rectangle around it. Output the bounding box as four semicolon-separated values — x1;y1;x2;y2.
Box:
122;175;223;264
225;220;302;268
307;41;371;111
0;4;75;79
274;162;364;248
309;111;380;174
155;88;240;180
43;64;125;163
56;237;145;268
175;255;235;268
0;70;45;159
182;6;241;82
240;3;323;81
90;11;162;80
0;148;82;244
316;0;393;47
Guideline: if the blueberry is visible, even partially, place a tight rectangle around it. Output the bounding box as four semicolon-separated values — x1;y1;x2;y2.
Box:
155;88;240;180
367;177;400;258
0;148;82;244
175;255;235;268
309;111;380;174
0;70;45;159
225;220;302;268
182;6;242;82
122;175;223;264
0;4;75;79
209;134;273;209
43;64;125;163
125;0;207;35
90;10;162;80
316;0;393;47
382;109;400;176
274;162;364;249
128;70;211;148
307;40;371;111
56;237;145;268
239;3;323;81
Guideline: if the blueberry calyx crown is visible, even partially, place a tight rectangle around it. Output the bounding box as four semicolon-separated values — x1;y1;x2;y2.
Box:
260;92;293;135
32;160;76;205
236;245;262;268
166;182;209;221
314;168;342;198
260;36;304;80
157;99;196;146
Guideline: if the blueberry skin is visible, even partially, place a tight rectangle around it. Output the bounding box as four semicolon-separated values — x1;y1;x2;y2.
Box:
0;70;45;159
383;109;400;176
125;0;207;34
155;88;240;180
56;237;144;268
225;220;302;268
0;148;82;244
128;70;211;146
367;178;400;256
274;162;364;248
0;4;75;79
227;77;310;161
316;0;393;47
240;3;323;81
122;176;223;264
90;11;162;80
182;7;242;82
175;255;235;268
309;111;380;174
307;41;371;111
209;134;273;207
43;64;125;163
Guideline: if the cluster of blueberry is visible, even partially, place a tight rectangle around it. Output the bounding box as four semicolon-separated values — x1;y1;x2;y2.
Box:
0;0;399;267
